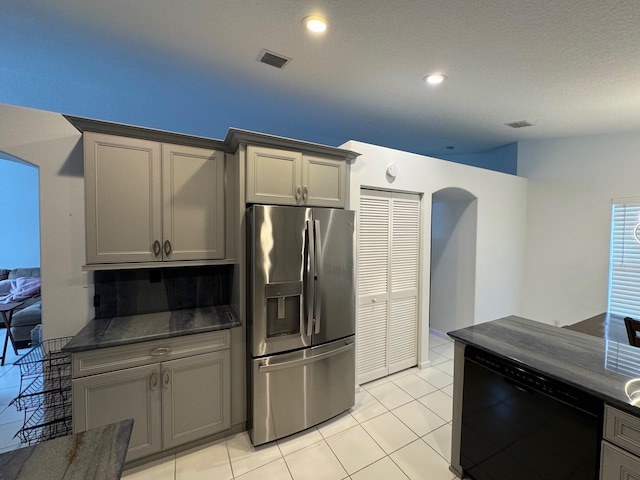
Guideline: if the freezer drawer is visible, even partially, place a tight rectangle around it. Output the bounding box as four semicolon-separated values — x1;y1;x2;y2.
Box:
250;337;355;446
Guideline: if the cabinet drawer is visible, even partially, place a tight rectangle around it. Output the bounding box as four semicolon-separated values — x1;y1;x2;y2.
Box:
72;330;230;378
601;441;640;480
604;405;640;457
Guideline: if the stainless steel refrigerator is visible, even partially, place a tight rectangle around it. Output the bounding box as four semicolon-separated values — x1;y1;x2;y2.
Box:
247;205;356;446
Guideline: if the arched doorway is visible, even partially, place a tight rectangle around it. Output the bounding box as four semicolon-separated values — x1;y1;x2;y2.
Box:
0;155;40;266
430;188;477;335
0;154;41;354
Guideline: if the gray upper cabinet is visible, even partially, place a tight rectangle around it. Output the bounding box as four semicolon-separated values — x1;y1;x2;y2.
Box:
246;145;347;208
161;143;225;261
246;145;301;206
84;132;224;264
301;153;347;208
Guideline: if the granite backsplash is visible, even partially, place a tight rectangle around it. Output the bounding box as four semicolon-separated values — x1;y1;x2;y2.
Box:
93;265;232;318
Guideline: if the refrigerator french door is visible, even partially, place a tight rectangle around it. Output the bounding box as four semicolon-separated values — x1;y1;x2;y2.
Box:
248;205;356;446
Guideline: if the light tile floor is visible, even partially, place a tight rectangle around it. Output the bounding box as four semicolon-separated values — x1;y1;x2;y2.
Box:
0;345;32;454
123;332;457;480
0;333;458;479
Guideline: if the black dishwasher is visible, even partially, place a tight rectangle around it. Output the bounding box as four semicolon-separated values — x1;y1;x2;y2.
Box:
460;346;602;480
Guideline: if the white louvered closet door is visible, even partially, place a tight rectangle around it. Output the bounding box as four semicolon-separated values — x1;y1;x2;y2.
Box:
389;193;420;373
357;191;391;384
357;190;420;385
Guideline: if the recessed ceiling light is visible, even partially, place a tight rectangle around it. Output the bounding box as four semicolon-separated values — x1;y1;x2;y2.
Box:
424;73;447;85
305;16;328;33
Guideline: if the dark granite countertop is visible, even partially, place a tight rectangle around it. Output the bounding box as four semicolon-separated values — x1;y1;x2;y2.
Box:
62;305;240;353
448;315;640;415
0;419;133;480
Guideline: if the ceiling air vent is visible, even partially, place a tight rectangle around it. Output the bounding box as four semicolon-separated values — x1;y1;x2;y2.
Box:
257;49;291;69
505;120;534;129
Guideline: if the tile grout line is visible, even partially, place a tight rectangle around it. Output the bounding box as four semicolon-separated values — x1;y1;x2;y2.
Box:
344;366;450;479
6;344;455;476
217;347;453;479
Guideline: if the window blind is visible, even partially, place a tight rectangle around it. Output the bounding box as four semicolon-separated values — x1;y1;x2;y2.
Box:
608;199;640;318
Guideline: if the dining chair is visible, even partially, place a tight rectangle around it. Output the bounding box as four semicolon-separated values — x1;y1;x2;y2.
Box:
624;316;640;347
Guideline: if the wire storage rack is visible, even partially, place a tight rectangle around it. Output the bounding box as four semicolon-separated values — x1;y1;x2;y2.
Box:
10;337;73;445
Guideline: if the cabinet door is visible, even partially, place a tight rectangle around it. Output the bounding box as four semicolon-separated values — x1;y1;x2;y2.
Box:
601;442;640;479
246;146;301;205
161;350;230;449
302;154;347;208
84;132;162;264
162;144;225;260
72;364;162;462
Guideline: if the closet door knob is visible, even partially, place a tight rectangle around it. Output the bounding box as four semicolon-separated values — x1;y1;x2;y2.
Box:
164;240;172;256
153;240;161;257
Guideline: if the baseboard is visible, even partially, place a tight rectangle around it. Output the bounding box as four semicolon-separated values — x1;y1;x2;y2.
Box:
418;359;432;369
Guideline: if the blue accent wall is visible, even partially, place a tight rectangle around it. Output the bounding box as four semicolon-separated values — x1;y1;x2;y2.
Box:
0;5;517;174
437;143;518;175
0;159;40;268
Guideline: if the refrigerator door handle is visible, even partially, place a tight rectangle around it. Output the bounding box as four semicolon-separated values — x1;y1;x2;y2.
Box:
305;220;315;337
258;341;354;373
313;219;323;334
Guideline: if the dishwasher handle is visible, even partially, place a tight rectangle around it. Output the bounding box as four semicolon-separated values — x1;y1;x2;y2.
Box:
505;377;534;395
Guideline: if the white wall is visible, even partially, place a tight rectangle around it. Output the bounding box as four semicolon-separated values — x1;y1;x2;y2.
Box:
0;158;40;268
344;141;528;366
518;131;640;326
0;103;91;340
430;194;478;334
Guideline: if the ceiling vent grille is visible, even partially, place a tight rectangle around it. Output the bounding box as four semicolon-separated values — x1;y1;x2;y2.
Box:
257;49;291;69
505;120;534;129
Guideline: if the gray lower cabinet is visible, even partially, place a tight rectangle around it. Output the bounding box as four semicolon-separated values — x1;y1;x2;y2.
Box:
73;364;162;461
161;351;230;450
72;336;231;463
601;405;640;479
601;442;640;480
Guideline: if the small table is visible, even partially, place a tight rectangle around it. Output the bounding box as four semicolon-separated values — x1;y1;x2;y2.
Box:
0;301;24;366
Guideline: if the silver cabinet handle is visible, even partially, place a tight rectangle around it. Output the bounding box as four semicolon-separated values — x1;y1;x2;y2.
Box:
163;370;170;389
150;372;159;391
150;347;171;357
295;185;302;203
164;240;172;256
302;185;309;202
153;240;161;257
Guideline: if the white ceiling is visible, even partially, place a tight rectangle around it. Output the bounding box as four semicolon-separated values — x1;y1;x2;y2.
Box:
8;1;640;155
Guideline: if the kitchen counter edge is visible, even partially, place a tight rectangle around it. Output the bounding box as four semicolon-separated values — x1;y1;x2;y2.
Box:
0;419;133;480
448;315;640;416
62;305;240;353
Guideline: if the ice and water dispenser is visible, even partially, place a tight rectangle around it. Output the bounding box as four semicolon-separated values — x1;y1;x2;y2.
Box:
265;281;303;338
